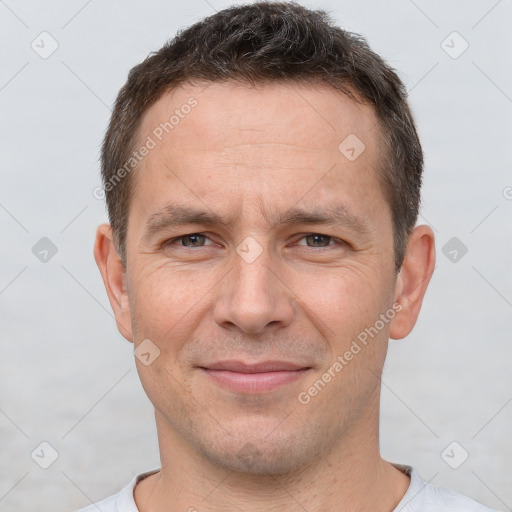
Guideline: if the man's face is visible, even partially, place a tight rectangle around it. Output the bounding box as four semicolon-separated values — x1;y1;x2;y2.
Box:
121;81;399;473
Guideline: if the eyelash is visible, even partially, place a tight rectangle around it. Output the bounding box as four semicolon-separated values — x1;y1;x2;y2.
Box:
163;233;345;250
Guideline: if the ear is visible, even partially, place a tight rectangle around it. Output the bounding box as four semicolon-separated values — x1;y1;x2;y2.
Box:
389;224;436;340
93;224;134;342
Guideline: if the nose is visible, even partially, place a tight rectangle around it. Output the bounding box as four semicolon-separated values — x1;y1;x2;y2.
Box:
213;243;295;334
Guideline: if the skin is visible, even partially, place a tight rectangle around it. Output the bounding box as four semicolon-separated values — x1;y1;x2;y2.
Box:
95;81;436;511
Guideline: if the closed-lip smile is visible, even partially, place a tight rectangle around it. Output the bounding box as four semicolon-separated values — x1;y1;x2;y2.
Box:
198;360;311;393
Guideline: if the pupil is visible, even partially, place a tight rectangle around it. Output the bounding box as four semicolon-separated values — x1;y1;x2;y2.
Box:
185;235;202;246
308;235;329;247
182;235;330;247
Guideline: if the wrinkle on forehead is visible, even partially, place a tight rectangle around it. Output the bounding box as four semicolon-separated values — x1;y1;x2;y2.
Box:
128;81;389;245
136;80;379;156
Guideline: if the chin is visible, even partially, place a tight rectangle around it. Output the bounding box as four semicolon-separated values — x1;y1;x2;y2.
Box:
195;429;319;476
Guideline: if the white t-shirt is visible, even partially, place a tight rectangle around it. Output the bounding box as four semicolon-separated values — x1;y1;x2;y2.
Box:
75;464;498;511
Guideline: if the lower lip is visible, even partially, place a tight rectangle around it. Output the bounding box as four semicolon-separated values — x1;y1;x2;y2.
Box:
201;368;310;393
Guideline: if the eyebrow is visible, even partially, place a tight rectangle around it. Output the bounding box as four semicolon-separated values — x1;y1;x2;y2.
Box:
142;203;371;240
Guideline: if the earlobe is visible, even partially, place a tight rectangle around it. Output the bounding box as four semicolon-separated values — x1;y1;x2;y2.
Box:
93;224;134;342
389;225;436;340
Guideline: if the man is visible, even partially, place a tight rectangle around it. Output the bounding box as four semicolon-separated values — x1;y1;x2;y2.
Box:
80;2;497;511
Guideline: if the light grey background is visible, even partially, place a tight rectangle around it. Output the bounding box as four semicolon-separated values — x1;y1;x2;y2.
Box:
0;0;511;511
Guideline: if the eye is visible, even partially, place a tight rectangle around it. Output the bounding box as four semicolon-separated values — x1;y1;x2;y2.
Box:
164;233;214;248
162;232;345;251
295;233;343;248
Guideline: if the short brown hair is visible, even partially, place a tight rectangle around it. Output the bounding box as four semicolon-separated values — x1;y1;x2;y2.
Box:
101;1;423;272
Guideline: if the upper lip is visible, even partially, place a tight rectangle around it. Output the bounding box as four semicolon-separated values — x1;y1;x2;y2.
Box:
200;360;310;373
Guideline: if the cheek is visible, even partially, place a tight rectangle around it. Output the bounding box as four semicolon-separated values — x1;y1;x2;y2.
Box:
127;264;213;346
296;264;389;341
135;357;198;433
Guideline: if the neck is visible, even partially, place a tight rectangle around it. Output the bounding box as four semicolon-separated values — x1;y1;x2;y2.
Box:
134;395;410;511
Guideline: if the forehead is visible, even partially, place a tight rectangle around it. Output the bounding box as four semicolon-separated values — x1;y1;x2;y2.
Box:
130;80;387;230
137;80;380;159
